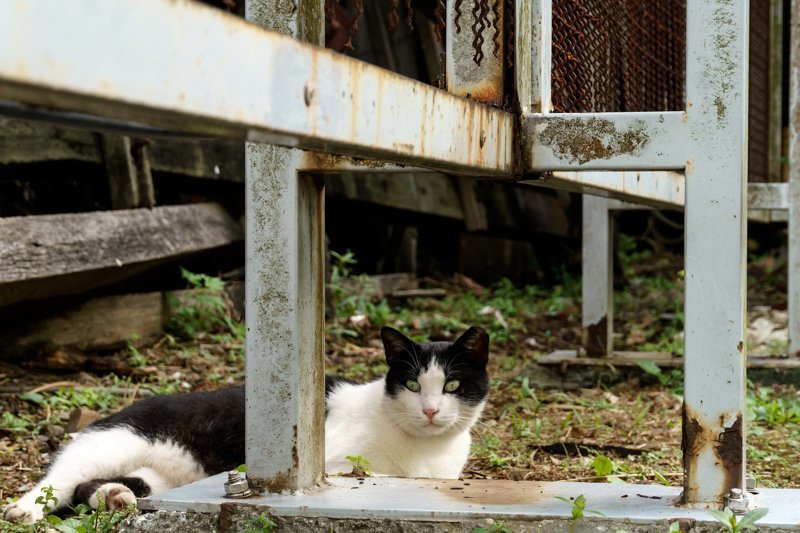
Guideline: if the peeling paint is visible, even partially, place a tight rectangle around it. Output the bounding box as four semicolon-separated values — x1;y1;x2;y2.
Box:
537;117;651;165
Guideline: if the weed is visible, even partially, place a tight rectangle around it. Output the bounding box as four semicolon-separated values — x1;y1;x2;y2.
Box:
344;455;372;477
126;342;148;368
168;268;239;339
555;494;605;533
635;360;683;394
709;507;768;532
472;521;512;533
241;514;278;533
592;455;615;477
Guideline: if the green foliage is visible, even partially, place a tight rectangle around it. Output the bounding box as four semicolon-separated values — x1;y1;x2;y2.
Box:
471;521;512;533
126;342;148;368
635;360;684;394
327;250;392;330
709;507;769;533
555;494;606;533
592;455;615;477
345;455;373;476
0;487;134;533
167;268;241;339
241;514;278;533
20;386;120;413
747;386;800;427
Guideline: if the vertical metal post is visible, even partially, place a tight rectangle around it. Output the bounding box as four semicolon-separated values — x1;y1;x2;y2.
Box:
514;0;551;114
244;0;326;493
582;196;614;357
530;0;552;113
682;0;749;506
446;0;505;105
790;0;800;357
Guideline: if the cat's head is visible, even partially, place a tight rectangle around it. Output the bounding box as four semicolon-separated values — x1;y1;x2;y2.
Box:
380;326;490;437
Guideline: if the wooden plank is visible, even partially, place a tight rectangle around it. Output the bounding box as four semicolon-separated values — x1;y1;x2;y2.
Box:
0;117;100;164
0;203;242;306
326;173;464;220
4;283;244;353
148;139;244;181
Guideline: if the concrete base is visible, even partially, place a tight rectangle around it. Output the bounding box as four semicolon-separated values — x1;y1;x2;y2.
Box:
120;474;800;532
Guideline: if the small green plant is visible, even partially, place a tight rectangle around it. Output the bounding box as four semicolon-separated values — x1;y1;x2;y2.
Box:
709;507;769;532
635;360;684;393
126;341;148;368
555;494;605;533
241;513;278;533
167;268;240;339
592;454;615;477
344;455;373;477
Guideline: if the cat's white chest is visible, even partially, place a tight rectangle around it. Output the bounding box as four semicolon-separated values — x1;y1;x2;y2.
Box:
324;379;475;479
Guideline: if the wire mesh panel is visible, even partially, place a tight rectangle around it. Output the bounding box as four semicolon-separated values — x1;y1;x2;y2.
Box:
551;0;686;113
748;0;771;183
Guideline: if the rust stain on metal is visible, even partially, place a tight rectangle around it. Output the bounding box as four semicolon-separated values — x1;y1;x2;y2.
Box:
538;117;650;165
582;315;609;358
682;403;743;503
302;152;393;171
439;479;547;505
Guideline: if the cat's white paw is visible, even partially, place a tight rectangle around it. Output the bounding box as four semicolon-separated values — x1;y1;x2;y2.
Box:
3;500;44;524
90;483;137;511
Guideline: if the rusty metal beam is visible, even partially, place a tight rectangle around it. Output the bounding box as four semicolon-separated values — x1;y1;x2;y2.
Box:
0;0;515;178
523;112;689;171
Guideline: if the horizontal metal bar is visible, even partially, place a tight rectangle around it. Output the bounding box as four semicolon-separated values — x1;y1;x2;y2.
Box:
0;0;516;177
523;112;688;171
748;183;789;210
520;171;686;208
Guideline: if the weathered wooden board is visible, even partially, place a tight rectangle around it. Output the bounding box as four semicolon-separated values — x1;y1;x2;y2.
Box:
0;203;242;306
325;173;465;220
0;117;100;164
3;282;244;354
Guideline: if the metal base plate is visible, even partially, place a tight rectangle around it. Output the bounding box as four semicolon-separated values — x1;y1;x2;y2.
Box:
138;474;800;529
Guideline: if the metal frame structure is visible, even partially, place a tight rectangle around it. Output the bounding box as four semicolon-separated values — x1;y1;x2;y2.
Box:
4;0;797;522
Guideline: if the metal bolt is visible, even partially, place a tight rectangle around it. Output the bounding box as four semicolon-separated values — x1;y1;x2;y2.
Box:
746;474;758;493
723;487;749;514
224;470;253;498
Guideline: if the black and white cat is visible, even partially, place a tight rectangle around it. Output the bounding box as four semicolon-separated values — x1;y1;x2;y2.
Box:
4;326;490;524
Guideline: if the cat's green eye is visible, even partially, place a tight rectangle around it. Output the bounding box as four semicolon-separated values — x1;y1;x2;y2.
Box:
444;380;460;393
406;380;421;392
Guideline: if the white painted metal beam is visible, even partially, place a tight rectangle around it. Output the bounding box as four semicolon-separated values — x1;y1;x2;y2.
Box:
748;183;789;210
682;0;749;506
582;196;614;357
0;0;515;177
521;171;685;208
790;0;800;357
524;112;689;171
244;0;325;493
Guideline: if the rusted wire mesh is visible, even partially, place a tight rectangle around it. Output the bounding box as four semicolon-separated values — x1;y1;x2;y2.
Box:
748;0;771;182
551;0;686;113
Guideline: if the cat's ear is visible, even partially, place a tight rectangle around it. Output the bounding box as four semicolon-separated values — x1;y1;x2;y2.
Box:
381;326;417;365
451;326;490;366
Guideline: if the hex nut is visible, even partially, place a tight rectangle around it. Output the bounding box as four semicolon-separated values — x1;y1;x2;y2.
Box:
723;488;749;514
224;470;253;498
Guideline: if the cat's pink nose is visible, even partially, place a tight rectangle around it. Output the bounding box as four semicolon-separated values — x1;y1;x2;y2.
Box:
423;408;439;422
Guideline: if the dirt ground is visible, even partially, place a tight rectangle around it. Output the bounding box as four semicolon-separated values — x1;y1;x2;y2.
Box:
1;245;798;526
